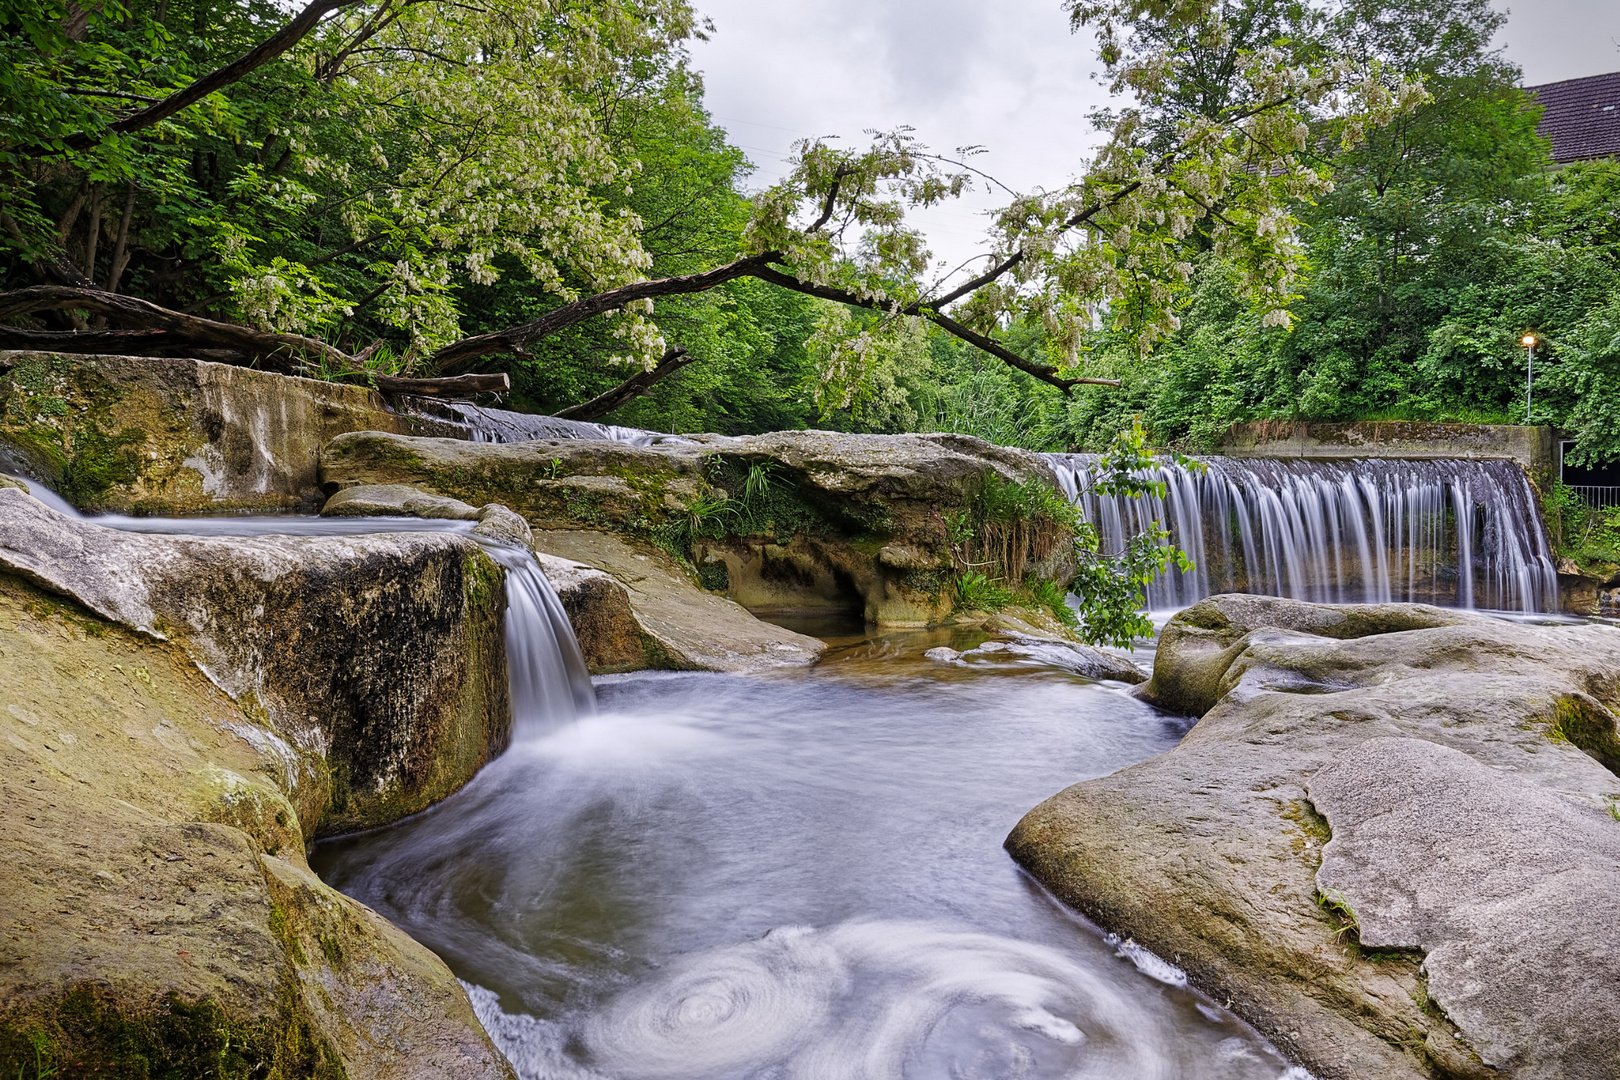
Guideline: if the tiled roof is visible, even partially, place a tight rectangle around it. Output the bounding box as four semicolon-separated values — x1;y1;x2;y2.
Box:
1527;71;1620;163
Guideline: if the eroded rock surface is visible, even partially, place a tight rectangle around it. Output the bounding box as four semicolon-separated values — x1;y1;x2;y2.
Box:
0;351;452;513
0;487;509;834
1007;594;1620;1080
0;566;510;1079
533;529;824;673
320;428;1073;626
316;483;821;673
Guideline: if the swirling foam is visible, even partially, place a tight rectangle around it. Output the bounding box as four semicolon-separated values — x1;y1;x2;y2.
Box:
583;920;1175;1080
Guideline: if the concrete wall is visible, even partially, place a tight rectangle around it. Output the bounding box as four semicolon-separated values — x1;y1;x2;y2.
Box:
1221;421;1559;487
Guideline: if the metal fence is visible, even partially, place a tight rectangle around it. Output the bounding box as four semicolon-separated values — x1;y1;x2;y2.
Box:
1570;486;1620;509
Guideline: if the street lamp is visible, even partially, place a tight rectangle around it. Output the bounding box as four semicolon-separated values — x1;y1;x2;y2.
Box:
1522;334;1536;423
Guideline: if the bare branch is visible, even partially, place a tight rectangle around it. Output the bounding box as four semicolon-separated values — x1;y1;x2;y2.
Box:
0;286;348;369
553;347;695;421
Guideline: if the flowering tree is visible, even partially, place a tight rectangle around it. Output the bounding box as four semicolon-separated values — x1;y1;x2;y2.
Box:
1;0;1423;407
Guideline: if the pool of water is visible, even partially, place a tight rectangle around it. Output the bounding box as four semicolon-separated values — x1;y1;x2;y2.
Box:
313;628;1307;1080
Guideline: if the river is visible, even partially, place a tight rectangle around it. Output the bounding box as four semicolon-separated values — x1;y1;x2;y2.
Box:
314;621;1307;1080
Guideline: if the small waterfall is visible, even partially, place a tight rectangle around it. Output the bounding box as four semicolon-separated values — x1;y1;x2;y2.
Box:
476;539;596;736
397;397;687;448
1045;455;1559;613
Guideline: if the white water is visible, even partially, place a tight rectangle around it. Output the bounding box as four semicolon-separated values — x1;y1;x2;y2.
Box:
399;397;689;448
1046;455;1559;613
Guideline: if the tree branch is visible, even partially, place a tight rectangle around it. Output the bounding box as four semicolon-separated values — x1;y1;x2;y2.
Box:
744;266;1119;392
553;347;695;421
0;286;347;370
59;0;364;151
428;255;772;372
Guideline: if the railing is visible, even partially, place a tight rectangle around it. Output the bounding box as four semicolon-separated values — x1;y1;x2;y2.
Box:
1570;486;1620;509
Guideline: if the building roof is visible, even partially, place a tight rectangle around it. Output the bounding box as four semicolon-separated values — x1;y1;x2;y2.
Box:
1527;71;1620;164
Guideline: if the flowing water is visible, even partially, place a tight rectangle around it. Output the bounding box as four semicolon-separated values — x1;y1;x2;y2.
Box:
399;397;685;447
9;474;1304;1076
314;628;1306;1080
1045;454;1559;613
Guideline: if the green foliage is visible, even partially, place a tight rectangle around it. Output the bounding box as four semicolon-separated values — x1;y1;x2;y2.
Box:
1027;574;1080;629
1543;483;1620;574
955;571;1013;612
1067;423;1200;647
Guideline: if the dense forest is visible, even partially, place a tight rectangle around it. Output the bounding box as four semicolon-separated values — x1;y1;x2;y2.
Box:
2;0;1616;463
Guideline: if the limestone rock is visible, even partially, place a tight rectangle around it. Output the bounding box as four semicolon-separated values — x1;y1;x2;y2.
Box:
923;646;962;663
532;529;825;673
322;482;481;519
0;487;509;835
472;504;534;549
1007;594;1620;1080
320;427;1073;627
0;570;511;1079
1309;736;1620;1077
0;351;450;513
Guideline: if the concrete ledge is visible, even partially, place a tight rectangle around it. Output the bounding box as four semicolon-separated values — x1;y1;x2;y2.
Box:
1221;421;1558;483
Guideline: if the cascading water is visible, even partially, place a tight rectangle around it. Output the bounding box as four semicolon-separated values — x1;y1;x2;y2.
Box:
1045;454;1560;613
478;539;596;732
397;396;688;448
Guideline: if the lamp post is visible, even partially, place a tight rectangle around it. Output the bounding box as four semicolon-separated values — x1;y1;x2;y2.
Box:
1522;334;1536;423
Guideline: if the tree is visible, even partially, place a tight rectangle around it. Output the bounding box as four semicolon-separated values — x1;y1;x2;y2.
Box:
2;0;1422;410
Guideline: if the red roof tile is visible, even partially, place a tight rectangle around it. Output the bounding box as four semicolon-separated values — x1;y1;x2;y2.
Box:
1527;71;1620;163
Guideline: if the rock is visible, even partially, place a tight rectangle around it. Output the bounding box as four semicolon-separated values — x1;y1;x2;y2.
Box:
1309;736;1620;1076
923;646;962;663
531;529;825;673
0;351;455;513
1007;594;1620;1080
534;552;650;674
0;474;26;491
320;428;1075;627
472;504;534;549
322;482;481;519
0;487;509;834
0;569;511;1080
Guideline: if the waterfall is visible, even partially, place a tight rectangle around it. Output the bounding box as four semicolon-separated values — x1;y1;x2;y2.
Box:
1044;455;1560;613
396;397;686;448
476;539;596;735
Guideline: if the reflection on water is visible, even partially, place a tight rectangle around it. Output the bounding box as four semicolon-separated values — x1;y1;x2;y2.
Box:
315;636;1308;1079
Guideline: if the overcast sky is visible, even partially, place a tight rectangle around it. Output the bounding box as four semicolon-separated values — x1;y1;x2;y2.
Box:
688;0;1620;282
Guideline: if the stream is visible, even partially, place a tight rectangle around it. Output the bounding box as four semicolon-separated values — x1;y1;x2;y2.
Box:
313;623;1306;1080
10;473;1308;1077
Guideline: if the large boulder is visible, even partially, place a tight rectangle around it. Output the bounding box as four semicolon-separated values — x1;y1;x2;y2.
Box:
0;351;452;513
0;494;513;1077
0;487;509;835
321;428;1077;627
1007;594;1620;1080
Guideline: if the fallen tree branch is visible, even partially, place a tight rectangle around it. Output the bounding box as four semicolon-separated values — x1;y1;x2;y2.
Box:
428;255;772;372
0;285;348;369
0;326;221;357
368;372;510;397
553;347;694;421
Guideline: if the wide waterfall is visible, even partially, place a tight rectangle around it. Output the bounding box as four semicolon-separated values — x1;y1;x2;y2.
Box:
1045;455;1560;613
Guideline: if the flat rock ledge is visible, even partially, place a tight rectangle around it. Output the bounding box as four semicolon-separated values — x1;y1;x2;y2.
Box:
0;486;512;1078
319;427;1072;627
1006;594;1620;1080
320;483;824;674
